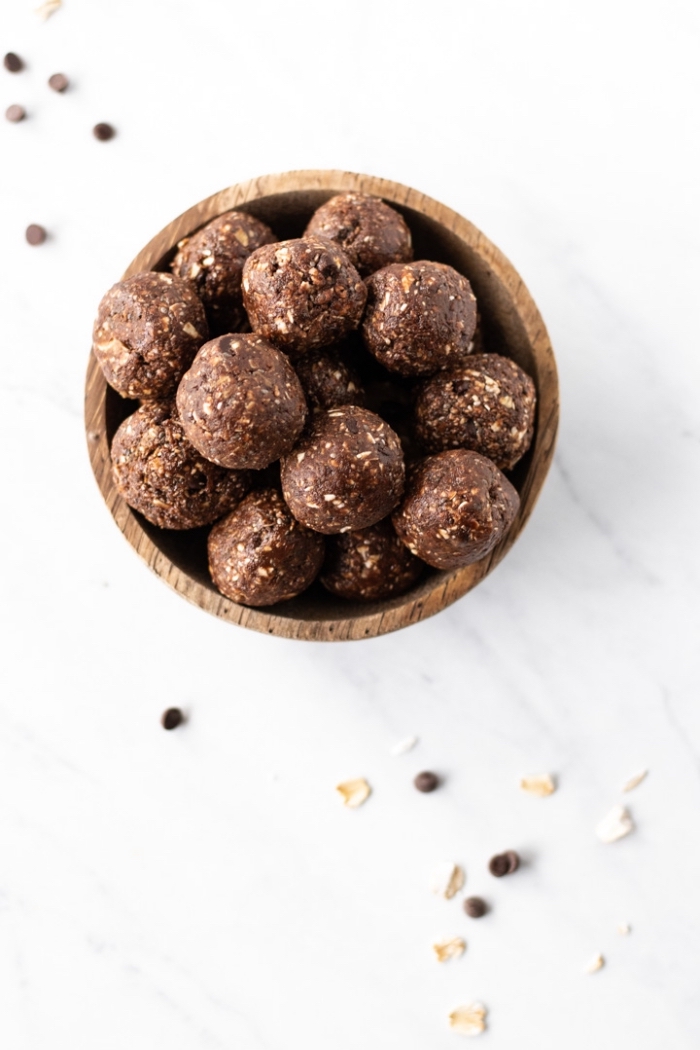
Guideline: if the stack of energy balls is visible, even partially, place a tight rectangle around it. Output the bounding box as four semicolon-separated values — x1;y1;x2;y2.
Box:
92;194;536;608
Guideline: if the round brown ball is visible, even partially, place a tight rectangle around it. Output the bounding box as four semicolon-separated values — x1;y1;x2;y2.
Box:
392;450;519;570
208;488;325;606
320;517;423;601
304;193;413;277
171;211;276;336
92;272;208;399
241;236;367;356
176;334;307;470
294;345;365;413
414;354;537;470
362;261;477;376
111;401;252;529
281;405;405;534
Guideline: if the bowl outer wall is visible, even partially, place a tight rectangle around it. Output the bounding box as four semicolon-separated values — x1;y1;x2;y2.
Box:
84;170;559;641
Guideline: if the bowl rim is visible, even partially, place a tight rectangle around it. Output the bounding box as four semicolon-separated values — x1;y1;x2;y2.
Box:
84;169;559;641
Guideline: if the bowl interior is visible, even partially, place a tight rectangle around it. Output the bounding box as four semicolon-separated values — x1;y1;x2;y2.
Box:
88;173;557;640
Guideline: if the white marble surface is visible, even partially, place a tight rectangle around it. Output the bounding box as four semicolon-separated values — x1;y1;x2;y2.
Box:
1;0;700;1046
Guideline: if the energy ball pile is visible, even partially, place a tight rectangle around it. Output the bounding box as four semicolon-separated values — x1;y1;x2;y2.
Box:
93;194;537;608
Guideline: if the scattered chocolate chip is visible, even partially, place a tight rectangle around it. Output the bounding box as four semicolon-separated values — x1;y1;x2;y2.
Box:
4;52;23;73
93;122;115;141
488;854;509;877
48;72;69;92
414;770;440;793
5;104;26;123
161;707;184;730
464;896;488;918
504;849;521;873
25;224;47;246
488;850;520;877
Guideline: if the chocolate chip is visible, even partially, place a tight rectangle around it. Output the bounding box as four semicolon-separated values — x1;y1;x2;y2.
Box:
504;849;520;873
25;224;47;246
92;122;115;141
488;850;520;877
414;770;440;793
4;52;23;73
464;896;488;918
5;104;26;123
161;707;184;730
48;72;69;92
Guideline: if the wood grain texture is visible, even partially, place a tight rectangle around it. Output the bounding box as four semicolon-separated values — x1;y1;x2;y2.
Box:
84;170;559;641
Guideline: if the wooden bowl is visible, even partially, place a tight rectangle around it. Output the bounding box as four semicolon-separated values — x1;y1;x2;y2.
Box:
85;170;558;641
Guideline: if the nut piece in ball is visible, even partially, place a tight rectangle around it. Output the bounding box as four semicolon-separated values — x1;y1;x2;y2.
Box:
111;401;251;529
304;193;413;277
92;272;208;399
320;517;423;601
171;210;276;336
294;344;365;414
414;354;537;470
176;334;307;471
281;405;405;534
208;488;325;606
242;235;367;356
392;449;519;570
362;261;477;376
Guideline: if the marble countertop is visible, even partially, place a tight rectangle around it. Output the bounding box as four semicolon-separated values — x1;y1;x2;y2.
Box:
1;0;699;1047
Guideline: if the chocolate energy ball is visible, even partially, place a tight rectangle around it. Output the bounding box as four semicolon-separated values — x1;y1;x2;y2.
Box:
304;193;413;277
294;345;365;413
320;517;423;601
111;401;251;529
176;334;307;471
362;261;477;376
93;271;208;399
414;354;537;470
392;449;519;570
171;211;276;336
241;236;367;356
281;405;405;534
208;487;325;606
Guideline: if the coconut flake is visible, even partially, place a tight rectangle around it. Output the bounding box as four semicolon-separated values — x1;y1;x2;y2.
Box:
448;1003;487;1036
585;953;605;974
519;773;556;797
335;778;371;808
596;805;634;843
390;735;418;757
622;769;648;793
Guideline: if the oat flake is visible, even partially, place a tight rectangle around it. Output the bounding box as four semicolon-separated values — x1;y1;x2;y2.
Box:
433;937;466;962
448;1003;487;1036
520;773;556;797
431;862;465;899
335;778;371;808
585;953;605;974
35;0;62;19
